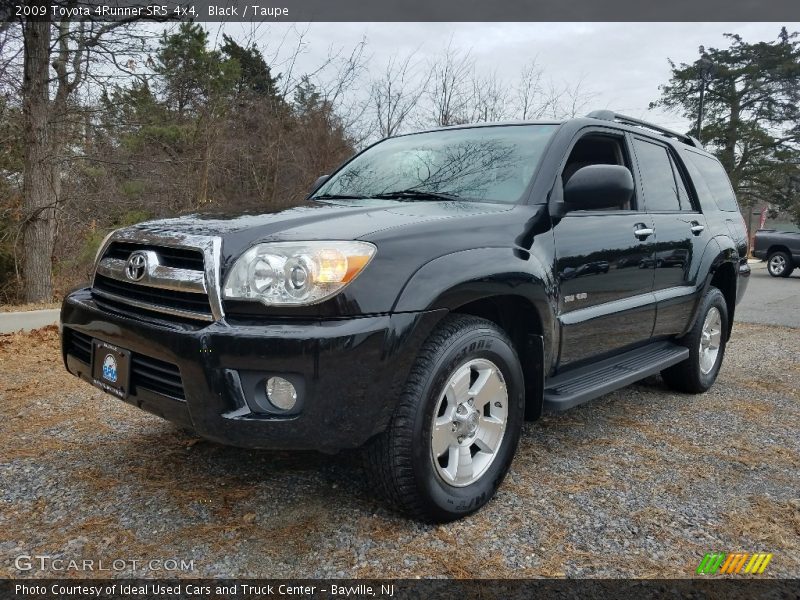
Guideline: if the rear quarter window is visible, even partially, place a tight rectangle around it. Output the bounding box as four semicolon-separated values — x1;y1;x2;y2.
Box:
681;150;740;212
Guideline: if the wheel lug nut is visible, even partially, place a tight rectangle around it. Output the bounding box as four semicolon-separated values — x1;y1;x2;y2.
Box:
468;398;474;406
494;401;502;408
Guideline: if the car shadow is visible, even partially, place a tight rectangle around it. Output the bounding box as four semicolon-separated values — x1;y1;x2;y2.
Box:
90;423;378;521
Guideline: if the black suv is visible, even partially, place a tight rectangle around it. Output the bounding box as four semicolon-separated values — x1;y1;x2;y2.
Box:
61;111;750;522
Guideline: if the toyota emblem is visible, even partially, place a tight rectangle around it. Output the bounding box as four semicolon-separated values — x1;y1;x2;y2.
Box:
125;251;147;281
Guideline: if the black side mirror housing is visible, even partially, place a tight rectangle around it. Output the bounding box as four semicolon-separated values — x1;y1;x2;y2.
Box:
562;165;634;212
308;174;330;196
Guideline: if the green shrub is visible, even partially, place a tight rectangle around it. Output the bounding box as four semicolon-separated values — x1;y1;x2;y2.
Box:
120;180;146;197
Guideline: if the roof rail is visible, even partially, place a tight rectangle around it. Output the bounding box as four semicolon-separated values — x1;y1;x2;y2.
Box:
586;110;703;149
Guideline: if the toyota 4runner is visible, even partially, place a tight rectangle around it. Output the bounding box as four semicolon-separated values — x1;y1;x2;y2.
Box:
61;111;750;521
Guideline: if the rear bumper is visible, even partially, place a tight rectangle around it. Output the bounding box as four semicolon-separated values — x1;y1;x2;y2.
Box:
737;259;750;305
61;288;442;451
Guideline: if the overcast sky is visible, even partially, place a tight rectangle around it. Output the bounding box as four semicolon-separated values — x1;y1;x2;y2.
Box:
216;21;796;133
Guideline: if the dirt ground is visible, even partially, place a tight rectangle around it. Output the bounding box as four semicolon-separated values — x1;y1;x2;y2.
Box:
1;323;798;579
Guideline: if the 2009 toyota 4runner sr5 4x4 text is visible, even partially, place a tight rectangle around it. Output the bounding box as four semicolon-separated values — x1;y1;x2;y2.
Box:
62;111;750;521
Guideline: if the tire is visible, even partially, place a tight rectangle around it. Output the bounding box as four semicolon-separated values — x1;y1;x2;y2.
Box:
661;287;728;394
364;314;525;522
767;251;794;278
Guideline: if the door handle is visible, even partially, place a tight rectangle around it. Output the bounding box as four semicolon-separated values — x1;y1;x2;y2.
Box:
690;222;705;235
634;227;654;240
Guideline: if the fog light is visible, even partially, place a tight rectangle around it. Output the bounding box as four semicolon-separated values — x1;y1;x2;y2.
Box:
266;377;297;410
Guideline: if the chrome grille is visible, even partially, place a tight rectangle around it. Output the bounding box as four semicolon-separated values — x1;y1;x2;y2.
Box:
93;274;213;318
104;241;204;270
91;232;224;323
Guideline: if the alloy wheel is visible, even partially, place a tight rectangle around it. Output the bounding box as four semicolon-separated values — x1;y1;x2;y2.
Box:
430;358;508;487
699;306;722;374
769;254;786;276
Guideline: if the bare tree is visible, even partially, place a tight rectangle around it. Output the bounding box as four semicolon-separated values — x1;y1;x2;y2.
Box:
470;69;510;123
539;76;597;119
428;42;474;127
0;21;23;93
514;59;550;119
18;11;150;301
20;10;54;302
318;36;371;145
269;31;371;144
559;77;597;118
370;51;430;137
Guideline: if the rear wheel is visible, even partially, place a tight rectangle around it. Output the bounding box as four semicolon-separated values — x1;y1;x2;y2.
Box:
661;287;728;394
767;251;794;278
365;314;525;522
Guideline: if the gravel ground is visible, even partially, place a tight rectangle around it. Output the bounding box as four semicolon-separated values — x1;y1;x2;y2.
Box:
1;322;798;579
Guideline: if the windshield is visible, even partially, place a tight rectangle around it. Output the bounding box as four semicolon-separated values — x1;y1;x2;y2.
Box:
313;124;557;204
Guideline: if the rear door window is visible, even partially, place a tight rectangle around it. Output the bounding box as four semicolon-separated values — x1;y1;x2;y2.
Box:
633;138;681;211
670;154;695;211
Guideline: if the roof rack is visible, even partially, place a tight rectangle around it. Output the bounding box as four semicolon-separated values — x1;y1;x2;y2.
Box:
586;110;703;149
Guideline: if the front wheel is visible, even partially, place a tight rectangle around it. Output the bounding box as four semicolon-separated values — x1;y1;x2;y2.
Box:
767;251;794;278
661;287;728;394
365;315;525;522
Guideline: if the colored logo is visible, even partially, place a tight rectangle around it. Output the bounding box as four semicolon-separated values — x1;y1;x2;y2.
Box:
696;552;773;575
102;354;118;383
125;251;147;281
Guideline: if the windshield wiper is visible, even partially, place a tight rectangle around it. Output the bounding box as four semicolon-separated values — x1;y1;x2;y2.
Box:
373;189;461;201
313;193;369;200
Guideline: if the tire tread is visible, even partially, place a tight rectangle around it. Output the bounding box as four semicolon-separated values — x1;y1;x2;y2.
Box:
661;287;728;394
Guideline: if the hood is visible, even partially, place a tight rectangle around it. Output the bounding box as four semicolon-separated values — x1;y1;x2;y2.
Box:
129;198;512;260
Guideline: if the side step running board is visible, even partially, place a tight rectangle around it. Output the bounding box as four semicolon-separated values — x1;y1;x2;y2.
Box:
543;342;689;412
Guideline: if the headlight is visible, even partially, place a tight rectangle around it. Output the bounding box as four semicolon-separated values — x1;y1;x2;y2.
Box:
223;241;377;306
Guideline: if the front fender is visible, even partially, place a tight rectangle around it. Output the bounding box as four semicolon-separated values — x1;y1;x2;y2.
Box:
392;246;558;364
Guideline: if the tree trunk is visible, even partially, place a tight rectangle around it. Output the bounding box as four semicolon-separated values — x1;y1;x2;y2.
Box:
21;12;55;302
721;83;740;184
197;128;211;205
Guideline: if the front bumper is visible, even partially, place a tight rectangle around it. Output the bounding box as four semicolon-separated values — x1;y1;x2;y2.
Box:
61;288;442;451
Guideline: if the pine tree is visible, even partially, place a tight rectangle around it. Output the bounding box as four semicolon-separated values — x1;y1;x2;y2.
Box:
155;23;239;119
220;35;280;98
652;29;800;226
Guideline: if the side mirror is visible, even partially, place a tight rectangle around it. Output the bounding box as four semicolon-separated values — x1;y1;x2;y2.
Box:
563;165;634;212
309;174;329;195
